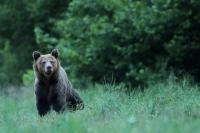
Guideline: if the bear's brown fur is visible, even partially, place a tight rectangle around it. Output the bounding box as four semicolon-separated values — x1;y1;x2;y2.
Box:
32;49;84;116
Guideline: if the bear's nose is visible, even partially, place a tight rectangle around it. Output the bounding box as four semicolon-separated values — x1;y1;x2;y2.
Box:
47;66;52;70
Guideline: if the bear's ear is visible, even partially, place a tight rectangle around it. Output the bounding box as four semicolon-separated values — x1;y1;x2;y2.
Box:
32;51;41;61
51;49;59;58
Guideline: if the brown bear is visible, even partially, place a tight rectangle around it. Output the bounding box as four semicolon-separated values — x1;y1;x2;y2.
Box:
32;49;84;116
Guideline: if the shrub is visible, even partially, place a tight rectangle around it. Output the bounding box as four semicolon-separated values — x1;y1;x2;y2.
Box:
22;70;35;86
0;43;18;86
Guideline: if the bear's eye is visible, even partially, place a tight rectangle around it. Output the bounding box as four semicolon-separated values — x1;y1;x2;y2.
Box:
41;61;46;65
50;61;54;64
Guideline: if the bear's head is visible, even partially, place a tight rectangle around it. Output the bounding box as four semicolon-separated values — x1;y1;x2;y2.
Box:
32;49;59;78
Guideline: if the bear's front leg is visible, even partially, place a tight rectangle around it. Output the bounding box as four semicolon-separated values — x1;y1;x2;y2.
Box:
52;99;66;113
51;94;66;113
35;86;50;116
36;99;50;116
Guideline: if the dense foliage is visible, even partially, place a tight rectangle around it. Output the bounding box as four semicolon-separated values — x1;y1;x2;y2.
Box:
37;0;200;87
0;0;200;87
0;0;69;85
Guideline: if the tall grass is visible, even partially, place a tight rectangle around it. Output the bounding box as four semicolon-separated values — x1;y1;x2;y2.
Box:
0;79;200;133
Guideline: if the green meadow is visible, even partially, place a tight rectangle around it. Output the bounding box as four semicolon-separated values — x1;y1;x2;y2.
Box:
1;79;200;133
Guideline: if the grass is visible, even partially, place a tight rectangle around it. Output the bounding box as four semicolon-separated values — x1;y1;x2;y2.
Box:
1;79;200;133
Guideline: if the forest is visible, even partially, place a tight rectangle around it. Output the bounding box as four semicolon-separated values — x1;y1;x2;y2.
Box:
0;0;200;132
0;0;199;87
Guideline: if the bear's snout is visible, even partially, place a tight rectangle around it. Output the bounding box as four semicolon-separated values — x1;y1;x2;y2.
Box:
45;62;53;75
46;66;52;70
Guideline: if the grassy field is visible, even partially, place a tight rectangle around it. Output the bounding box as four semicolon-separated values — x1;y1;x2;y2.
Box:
1;79;200;133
